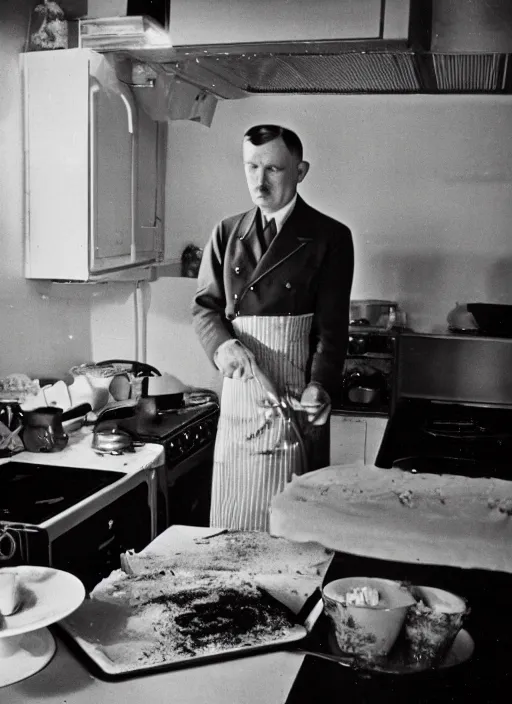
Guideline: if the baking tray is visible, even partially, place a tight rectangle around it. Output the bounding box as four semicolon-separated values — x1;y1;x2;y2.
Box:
58;597;308;680
58;527;332;679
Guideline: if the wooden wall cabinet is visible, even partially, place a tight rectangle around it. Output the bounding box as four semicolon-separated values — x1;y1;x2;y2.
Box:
22;49;166;282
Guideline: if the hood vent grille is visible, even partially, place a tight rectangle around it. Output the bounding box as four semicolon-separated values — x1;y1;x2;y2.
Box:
196;53;422;94
431;54;505;92
166;51;512;96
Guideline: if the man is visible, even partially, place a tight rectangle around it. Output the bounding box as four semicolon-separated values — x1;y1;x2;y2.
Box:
193;124;354;531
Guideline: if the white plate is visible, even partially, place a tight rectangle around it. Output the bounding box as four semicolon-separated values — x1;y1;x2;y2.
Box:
0;628;56;688
0;566;85;638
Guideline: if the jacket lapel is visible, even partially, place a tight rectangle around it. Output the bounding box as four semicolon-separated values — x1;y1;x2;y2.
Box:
248;196;313;285
236;208;264;268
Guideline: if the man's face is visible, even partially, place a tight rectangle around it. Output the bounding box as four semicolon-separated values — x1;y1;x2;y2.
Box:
243;136;309;215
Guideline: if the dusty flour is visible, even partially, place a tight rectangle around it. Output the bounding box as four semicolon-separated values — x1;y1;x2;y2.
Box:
85;569;299;669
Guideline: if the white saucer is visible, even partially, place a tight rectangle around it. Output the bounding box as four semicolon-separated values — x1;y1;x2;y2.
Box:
0;566;85;638
0;627;56;688
327;628;475;675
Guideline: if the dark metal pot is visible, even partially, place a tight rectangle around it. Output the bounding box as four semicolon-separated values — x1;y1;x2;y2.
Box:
136;392;184;419
344;369;383;406
447;302;512;336
22;406;68;452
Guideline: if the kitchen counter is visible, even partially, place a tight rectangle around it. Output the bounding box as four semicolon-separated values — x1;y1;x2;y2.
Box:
0;520;309;703
0;425;164;476
1;637;306;704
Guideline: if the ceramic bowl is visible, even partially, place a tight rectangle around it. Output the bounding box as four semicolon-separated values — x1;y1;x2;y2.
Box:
322;577;416;661
404;585;469;668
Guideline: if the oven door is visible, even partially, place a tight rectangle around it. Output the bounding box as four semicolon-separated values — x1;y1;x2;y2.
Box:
50;481;152;591
0;480;153;593
166;442;214;527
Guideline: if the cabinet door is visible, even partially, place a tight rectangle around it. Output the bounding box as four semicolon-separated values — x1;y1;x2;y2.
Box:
89;78;134;272
135;108;166;259
330;415;367;465
24;49;164;281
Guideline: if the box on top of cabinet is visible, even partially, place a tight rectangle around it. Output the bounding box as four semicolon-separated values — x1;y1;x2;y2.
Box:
21;48;166;282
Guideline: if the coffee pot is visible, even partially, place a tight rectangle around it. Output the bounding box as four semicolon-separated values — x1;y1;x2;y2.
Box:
22;406;68;452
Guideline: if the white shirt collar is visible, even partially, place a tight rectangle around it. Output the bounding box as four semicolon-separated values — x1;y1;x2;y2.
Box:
261;194;297;235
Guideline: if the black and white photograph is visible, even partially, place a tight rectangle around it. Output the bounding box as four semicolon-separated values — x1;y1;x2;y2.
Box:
0;1;511;702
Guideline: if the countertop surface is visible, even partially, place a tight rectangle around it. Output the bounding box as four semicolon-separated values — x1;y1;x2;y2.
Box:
1;636;306;704
1;523;309;703
0;425;165;475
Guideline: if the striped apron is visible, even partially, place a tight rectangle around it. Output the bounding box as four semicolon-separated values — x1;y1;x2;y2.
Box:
210;314;315;532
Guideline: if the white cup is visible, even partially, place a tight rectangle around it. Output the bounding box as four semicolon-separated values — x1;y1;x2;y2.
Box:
0;572;20;616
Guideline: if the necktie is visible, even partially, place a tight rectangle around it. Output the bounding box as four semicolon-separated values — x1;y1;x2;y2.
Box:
262;217;277;251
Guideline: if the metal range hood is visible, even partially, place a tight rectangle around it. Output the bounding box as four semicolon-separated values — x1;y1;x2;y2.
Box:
115;0;512;97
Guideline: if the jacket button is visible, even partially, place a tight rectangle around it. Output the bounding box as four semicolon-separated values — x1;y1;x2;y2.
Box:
234;267;241;275
234;293;238;299
249;286;254;291
285;282;292;289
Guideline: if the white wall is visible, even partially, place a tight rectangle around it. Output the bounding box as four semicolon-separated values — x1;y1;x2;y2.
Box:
92;91;512;389
0;0;93;380
3;3;511;387
164;93;512;333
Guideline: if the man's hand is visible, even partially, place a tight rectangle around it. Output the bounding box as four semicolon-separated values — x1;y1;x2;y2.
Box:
214;339;257;381
300;382;331;425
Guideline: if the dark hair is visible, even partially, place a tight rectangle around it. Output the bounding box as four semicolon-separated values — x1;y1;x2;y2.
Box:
243;124;303;161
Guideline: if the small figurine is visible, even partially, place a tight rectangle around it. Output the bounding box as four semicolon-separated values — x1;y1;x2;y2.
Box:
30;1;68;51
181;244;203;278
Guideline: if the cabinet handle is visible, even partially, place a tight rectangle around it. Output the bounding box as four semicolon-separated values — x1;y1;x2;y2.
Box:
119;90;137;260
120;92;134;135
89;80;101;268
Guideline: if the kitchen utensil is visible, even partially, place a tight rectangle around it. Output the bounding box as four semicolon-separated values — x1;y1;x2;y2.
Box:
350;300;400;329
92;421;144;455
447;302;512;336
467;303;512;336
404;585;469;669
0;402;24;432
344;369;383;406
96;360;163;402
96;359;161;378
0;425;23;451
446;302;479;333
136;374;189;416
21;407;68;453
322;577;416;661
251;363;309;476
61;402;93;433
0;573;19;616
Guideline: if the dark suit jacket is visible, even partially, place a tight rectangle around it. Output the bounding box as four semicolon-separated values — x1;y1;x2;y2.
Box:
192;195;354;398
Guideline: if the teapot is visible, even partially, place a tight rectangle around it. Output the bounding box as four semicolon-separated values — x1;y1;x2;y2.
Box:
22;407;68;453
